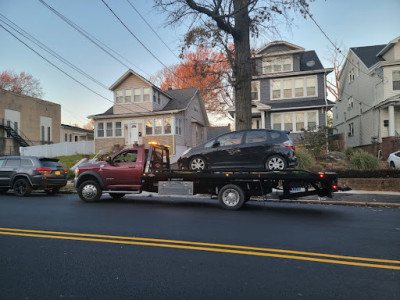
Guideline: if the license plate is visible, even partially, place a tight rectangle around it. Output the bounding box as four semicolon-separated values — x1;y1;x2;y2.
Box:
55;171;60;175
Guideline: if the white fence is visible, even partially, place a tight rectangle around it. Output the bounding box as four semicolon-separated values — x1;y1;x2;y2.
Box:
20;141;95;157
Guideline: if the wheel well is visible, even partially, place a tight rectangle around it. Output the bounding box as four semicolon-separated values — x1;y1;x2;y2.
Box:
77;174;101;187
11;175;33;187
265;154;287;165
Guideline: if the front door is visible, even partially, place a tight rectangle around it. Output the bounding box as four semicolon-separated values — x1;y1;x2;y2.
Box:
128;122;139;145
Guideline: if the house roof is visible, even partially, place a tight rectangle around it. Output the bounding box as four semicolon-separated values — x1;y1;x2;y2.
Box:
61;124;94;133
351;45;386;68
376;36;400;57
299;51;324;71
255;41;305;55
90;87;202;119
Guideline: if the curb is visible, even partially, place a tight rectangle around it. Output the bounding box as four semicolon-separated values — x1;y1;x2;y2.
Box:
265;199;400;208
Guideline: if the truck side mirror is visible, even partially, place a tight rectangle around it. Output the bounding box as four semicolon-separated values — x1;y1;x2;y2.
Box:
106;156;113;165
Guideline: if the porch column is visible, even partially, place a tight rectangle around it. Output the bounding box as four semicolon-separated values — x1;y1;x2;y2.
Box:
388;105;395;136
261;111;266;128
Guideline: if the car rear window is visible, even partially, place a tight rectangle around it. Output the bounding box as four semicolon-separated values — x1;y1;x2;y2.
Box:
40;160;62;168
270;132;282;140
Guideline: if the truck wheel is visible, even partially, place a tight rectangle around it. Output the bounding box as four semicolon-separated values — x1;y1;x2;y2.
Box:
78;180;102;202
109;193;125;200
189;156;206;171
266;155;287;171
13;178;33;196
218;184;245;210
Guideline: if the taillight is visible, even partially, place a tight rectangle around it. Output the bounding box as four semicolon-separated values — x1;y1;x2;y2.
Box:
64;169;68;173
283;141;295;150
36;168;51;172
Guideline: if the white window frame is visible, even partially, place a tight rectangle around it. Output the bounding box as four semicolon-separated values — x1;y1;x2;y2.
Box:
251;81;260;101
270;76;317;100
348;123;354;137
348;97;354;110
270;110;319;133
262;56;293;74
393;70;400;91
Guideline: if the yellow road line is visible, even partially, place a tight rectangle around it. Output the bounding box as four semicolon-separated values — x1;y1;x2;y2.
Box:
0;229;399;270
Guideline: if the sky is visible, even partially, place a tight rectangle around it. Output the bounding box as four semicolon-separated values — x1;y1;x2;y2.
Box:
0;0;399;127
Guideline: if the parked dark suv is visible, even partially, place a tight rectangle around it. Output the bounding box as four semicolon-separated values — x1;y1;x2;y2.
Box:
177;129;297;171
0;156;68;196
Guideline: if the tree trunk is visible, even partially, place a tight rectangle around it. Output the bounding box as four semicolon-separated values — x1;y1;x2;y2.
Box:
233;0;252;130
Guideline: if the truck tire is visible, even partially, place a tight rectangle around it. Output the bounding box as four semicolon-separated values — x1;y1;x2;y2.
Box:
109;193;125;200
218;184;245;210
13;178;33;196
78;180;102;202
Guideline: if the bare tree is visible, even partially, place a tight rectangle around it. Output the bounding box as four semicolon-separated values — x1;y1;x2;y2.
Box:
155;0;311;130
0;70;44;98
325;42;347;100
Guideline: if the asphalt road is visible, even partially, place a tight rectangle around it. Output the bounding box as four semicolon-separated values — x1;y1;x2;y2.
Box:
0;192;399;299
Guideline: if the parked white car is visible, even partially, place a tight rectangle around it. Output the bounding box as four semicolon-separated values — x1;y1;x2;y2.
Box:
387;151;400;168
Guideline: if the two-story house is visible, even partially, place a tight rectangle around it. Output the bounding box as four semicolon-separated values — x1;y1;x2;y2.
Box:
90;70;209;161
333;36;400;157
0;89;61;155
230;41;334;142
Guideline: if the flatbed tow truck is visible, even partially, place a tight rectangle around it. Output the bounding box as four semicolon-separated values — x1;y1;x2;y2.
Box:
75;143;338;210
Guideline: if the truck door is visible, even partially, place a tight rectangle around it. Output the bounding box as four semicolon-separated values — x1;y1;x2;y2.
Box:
102;150;142;189
0;158;20;187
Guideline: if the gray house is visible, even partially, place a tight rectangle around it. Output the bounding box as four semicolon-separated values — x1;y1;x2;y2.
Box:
333;36;400;157
230;41;334;141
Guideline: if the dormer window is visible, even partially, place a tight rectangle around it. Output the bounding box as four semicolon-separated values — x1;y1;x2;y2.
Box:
116;90;123;103
393;70;400;90
262;56;292;74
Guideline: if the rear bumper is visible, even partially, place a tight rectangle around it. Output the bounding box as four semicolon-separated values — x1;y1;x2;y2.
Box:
31;176;67;189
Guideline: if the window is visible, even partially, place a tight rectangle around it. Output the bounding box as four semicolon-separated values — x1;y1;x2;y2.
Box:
349;123;354;137
348;68;355;83
116;90;123;103
114;150;138;163
154;119;162;135
134;88;141;102
272;80;281;99
272;114;281;130
251;81;260;100
75;136;78;142
246;130;267;144
284;114;293;131
393;70;400;90
307;111;317;130
217;132;244;146
146;119;153;135
69;134;72;142
125;89;132;103
262;56;292;74
47;127;51;142
175;119;183;135
271;111;318;132
0;158;5;167
6;120;11;138
143;87;151;102
271;76;317;100
5;159;20;167
106;122;113;137
21;159;33;166
348;97;354;110
41;126;45;141
65;133;68;142
115;122;122;136
164;118;171;134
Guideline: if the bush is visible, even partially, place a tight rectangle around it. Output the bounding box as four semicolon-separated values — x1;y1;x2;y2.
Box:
348;151;380;170
344;147;356;160
295;150;314;170
66;170;75;180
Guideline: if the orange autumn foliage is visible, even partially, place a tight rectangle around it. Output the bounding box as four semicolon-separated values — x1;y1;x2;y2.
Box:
155;46;232;113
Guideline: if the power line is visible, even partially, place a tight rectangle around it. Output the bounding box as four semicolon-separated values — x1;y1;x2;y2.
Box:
126;0;181;61
37;0;152;80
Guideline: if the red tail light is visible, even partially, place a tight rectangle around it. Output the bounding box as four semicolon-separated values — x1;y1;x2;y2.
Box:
36;168;51;172
319;173;325;179
64;169;68;173
283;141;295;150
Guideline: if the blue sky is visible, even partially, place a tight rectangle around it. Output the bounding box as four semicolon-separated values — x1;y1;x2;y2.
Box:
0;0;399;126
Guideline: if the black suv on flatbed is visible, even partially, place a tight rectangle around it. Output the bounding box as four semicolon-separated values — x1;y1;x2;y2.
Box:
0;156;68;196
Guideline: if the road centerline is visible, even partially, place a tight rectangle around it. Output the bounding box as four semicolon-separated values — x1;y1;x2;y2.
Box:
0;227;399;270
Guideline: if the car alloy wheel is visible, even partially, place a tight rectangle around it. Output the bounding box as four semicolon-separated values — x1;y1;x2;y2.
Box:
266;155;287;171
13;178;33;196
189;157;206;170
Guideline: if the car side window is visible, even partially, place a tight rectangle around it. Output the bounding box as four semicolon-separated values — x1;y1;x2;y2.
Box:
396;152;400;158
217;132;244;146
21;159;34;166
114;150;138;163
5;159;20;167
270;132;281;140
245;131;268;144
204;139;215;148
0;159;5;167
